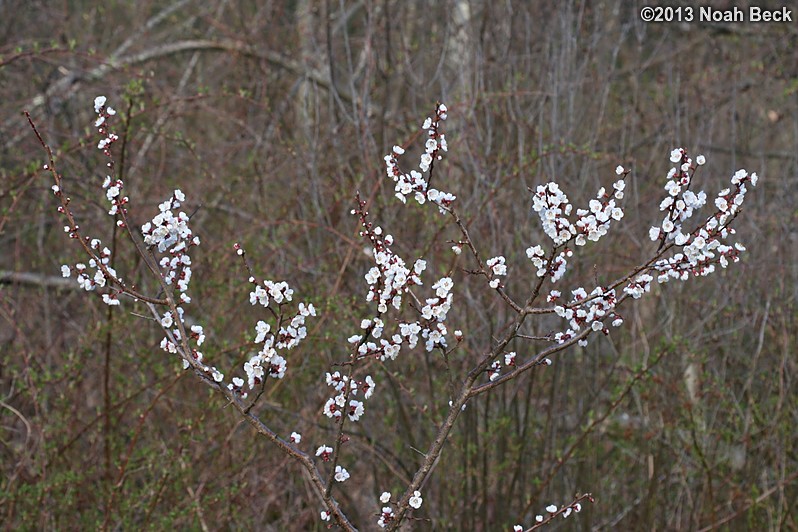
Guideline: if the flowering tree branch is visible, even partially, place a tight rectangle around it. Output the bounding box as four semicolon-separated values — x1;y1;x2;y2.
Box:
378;103;756;529
28;96;757;530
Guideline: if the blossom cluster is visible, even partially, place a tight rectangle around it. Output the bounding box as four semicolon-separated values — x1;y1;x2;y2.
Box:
322;371;375;421
419;277;454;351
527;173;625;283
648;149;708;245
60;241;119;306
95;98;126;218
58;97;128;305
141;190;198;304
553;286;622;346
623;149;756;297
356;197;425;314
277;301;315;349
249;279;294;306
231;277;316;396
345;282;454;363
323;270;451;424
375;490;421;528
352;198;454;358
102;175;127;217
365;240;425;314
513;501;583;530
572;179;625;246
93;96;118;156
530;177;625;247
384;103;455;211
540;149;756;351
314;171;461;506
377;506;396;528
144;192;223;382
530;182;574;246
526;245;573;283
486;351;518;382
486;256;507;288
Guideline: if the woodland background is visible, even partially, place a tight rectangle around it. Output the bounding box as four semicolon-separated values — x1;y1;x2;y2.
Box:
1;1;796;530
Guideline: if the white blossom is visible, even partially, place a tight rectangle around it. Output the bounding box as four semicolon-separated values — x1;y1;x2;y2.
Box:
408;490;423;509
334;465;350;482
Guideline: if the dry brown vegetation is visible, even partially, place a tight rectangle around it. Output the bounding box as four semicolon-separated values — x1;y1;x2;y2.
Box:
1;1;796;530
